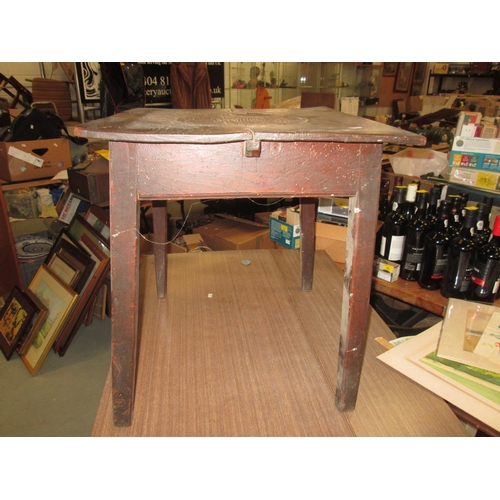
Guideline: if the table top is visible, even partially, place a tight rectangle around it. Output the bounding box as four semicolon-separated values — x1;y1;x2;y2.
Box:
75;107;426;146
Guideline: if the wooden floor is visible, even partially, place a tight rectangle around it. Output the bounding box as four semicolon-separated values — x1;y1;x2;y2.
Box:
92;250;469;437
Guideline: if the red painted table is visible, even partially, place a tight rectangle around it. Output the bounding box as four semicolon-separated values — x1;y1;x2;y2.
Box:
76;107;423;427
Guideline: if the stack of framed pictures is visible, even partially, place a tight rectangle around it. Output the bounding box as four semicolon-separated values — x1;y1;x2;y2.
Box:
48;207;110;357
0;203;111;375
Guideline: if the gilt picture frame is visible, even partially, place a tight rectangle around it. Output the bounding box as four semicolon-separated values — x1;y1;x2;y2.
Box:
393;62;414;93
383;62;398;77
20;265;78;376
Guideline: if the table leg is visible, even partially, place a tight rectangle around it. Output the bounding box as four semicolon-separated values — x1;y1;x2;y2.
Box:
152;200;168;298
335;172;380;412
109;142;140;427
300;198;316;291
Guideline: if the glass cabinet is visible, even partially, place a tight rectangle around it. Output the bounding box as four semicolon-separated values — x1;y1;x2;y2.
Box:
225;62;381;113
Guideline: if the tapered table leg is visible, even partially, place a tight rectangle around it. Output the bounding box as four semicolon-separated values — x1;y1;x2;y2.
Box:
109;142;140;427
300;198;316;292
335;149;381;411
152;200;168;299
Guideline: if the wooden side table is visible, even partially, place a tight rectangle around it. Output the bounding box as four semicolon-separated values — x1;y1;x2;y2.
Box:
75;108;424;427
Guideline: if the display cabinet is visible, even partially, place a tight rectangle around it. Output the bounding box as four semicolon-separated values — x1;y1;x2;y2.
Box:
227;62;300;109
427;69;500;96
225;62;380;113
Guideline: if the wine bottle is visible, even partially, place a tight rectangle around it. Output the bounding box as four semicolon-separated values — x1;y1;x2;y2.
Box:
459;192;469;219
404;183;418;221
473;202;492;248
469;215;500;303
418;201;451;290
401;190;430;281
446;194;463;240
426;186;441;230
378;178;391;222
440;206;479;299
379;186;407;262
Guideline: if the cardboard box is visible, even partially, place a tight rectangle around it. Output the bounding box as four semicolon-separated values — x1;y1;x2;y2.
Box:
67;157;109;205
314;221;347;264
270;216;300;249
373;257;400;283
449;136;500;172
407;96;423;113
193;214;276;251
0;138;72;182
167;233;210;254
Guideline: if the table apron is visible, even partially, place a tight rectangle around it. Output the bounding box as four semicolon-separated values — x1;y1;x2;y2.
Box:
118;141;382;199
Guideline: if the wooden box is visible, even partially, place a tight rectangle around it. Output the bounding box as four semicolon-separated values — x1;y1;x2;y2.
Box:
67;157;109;206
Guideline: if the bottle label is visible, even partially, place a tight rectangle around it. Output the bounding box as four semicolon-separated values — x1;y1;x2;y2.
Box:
387;235;405;261
471;258;500;294
430;258;447;279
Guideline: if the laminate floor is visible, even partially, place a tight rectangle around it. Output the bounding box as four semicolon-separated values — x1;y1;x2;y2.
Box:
92;249;469;437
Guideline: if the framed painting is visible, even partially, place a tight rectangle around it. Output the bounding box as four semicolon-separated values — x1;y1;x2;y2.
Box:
0;286;38;360
44;230;96;293
67;213;110;258
53;233;110;355
393;62;414;93
47;253;81;289
83;205;110;242
16;289;48;357
383;62;398;77
20;265;78;376
413;62;427;84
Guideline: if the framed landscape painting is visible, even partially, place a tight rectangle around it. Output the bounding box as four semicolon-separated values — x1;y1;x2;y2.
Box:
20;265;78;376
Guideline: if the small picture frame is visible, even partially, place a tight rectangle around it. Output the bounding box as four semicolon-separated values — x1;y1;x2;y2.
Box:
44;230;96;293
383;62;398;77
67;213;110;258
47;253;81;288
0;286;38;360
393;62;414;93
84;205;110;242
20;265;79;375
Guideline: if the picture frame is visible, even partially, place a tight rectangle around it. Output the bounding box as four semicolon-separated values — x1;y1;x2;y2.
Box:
383;62;398;77
16;289;49;357
44;230;96;293
84;205;110;242
0;286;38;360
412;62;427;84
393;62;414;93
47;253;81;289
53;233;110;355
67;213;110;258
20;265;79;376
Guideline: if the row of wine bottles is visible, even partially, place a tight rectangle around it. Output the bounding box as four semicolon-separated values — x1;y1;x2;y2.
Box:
376;179;500;303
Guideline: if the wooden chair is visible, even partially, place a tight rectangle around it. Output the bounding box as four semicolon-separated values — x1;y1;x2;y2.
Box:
30;77;73;122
